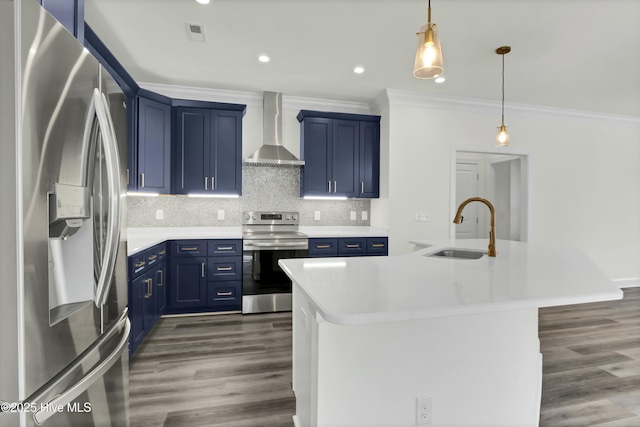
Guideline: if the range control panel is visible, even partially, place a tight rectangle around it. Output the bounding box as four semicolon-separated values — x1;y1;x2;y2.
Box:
242;211;300;226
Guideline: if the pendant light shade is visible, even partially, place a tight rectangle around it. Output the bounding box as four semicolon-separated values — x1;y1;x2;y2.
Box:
495;46;511;147
413;1;444;79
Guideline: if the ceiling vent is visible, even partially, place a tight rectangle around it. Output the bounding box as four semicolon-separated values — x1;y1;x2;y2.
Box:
185;22;206;42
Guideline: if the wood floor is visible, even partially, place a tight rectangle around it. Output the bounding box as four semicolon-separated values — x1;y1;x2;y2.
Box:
130;288;640;427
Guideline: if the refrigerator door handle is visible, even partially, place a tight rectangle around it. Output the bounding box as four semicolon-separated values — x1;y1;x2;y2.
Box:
92;89;123;308
30;309;130;426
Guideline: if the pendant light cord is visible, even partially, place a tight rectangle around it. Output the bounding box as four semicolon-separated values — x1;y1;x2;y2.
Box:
501;53;505;126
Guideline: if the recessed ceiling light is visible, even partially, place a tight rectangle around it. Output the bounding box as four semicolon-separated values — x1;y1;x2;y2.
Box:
196;0;210;4
258;55;270;63
435;76;446;84
354;66;365;74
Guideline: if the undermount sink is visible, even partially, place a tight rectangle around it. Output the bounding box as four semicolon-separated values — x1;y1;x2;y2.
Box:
427;249;485;260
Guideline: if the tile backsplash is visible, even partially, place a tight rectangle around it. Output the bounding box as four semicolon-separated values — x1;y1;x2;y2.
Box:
127;166;371;227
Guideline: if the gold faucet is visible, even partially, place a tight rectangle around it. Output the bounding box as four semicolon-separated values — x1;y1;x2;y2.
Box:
453;197;497;257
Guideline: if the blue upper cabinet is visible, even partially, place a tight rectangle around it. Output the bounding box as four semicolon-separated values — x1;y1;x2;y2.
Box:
359;121;380;198
298;110;380;198
137;96;171;193
174;104;244;196
40;0;84;42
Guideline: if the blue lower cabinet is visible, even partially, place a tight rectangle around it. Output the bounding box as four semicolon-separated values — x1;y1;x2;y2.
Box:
308;236;388;258
169;256;207;309
338;237;367;256
308;238;338;257
208;257;241;281
208;281;241;310
366;237;388;256
129;254;166;356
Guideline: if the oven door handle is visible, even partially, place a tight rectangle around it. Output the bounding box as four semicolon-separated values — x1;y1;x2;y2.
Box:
243;241;308;250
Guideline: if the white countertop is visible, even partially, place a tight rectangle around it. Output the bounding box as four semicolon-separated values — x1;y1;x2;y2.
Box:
279;239;623;325
127;227;242;255
127;226;387;255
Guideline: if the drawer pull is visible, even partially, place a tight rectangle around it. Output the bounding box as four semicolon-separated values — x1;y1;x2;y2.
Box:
372;243;386;248
158;270;163;287
148;254;157;260
159;250;166;255
135;261;146;268
217;291;233;296
217;246;233;250
181;247;198;251
201;263;205;278
316;244;331;249
217;266;233;271
346;244;361;248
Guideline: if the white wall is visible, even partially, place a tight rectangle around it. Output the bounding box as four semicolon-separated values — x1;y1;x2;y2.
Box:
372;90;640;281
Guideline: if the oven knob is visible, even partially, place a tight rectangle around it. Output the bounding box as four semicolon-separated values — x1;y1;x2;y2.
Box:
292;215;298;221
286;215;291;220
245;214;250;220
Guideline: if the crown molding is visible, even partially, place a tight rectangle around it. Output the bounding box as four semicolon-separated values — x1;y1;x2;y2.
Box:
382;89;640;126
139;82;371;114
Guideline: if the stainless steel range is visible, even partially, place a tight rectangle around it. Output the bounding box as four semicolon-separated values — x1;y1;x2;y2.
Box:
242;211;308;314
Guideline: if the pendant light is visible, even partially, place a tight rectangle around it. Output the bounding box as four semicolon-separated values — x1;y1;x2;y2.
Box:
496;46;511;146
413;0;444;79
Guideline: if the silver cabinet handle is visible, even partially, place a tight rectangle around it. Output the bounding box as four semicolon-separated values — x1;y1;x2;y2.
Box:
181;246;198;251
217;246;233;250
334;181;337;192
31;311;130;425
158;269;163;286
205;177;208;190
211;176;215;190
141;172;145;188
316;244;331;249
372;243;386;248
217;266;233;271
217;291;233;296
202;263;205;277
361;181;364;193
346;244;360;248
328;181;331;193
92;89;123;308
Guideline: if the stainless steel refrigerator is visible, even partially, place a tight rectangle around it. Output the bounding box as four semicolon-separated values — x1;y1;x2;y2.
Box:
0;0;130;425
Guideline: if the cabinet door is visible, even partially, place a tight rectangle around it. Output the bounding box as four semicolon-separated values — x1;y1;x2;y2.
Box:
155;263;167;316
359;121;380;198
174;107;210;194
301;117;333;196
169;257;207;309
129;274;146;355
40;0;84;40
210;110;242;195
138;97;171;193
332;120;359;198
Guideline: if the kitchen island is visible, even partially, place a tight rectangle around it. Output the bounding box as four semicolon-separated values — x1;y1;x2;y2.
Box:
279;239;623;427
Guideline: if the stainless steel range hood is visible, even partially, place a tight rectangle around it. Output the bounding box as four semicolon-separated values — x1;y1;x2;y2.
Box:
244;92;304;166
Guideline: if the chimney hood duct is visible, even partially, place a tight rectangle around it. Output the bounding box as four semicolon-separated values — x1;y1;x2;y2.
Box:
244;92;305;167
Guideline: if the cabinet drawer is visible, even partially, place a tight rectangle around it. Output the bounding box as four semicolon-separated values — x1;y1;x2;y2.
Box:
207;257;241;281
366;237;388;256
308;238;338;257
146;248;160;268
129;252;148;278
171;240;208;257
207;281;241;310
208;239;241;256
338;237;367;256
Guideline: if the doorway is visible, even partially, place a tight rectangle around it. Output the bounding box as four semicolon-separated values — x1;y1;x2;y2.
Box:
451;147;530;242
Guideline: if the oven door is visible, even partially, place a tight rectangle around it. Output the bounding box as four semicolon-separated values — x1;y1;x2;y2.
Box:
242;242;308;314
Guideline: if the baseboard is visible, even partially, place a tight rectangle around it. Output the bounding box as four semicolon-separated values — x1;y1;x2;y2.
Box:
612;277;640;288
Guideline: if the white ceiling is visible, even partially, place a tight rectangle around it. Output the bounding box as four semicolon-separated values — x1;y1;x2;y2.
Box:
85;0;640;117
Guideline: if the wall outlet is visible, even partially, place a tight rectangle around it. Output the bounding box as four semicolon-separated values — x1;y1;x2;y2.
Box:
361;211;368;221
314;211;321;221
416;396;432;425
155;209;164;220
414;212;430;222
217;210;225;220
350;211;357;221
